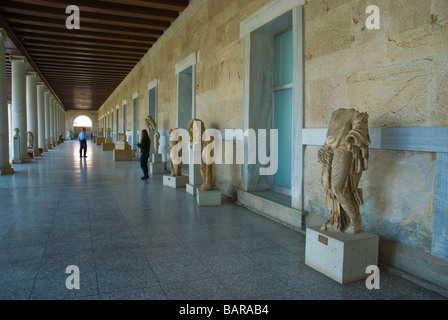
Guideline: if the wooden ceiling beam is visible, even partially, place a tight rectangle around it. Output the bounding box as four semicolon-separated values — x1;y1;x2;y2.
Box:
97;0;189;12
9;23;157;45
27;47;142;61
0;4;171;30
18;34;152;51
4;13;165;38
1;0;179;22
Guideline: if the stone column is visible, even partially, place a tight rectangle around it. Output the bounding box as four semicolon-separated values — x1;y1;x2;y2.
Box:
44;90;51;150
49;96;54;147
53;101;57;146
0;29;14;175
54;102;59;145
37;84;45;152
11;55;31;163
26;72;40;156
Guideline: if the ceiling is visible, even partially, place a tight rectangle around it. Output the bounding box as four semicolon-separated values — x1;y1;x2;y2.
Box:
0;0;190;111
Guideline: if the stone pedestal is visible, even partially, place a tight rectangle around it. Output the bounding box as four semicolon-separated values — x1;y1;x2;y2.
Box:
197;189;222;207
150;162;165;175
13;135;30;163
305;226;379;284
187;143;203;196
113;149;133;161
150;153;165;174
96;137;105;146
115;141;129;150
102;142;115;150
163;175;189;188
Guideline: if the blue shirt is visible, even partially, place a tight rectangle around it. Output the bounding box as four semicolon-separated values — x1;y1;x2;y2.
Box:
78;131;86;141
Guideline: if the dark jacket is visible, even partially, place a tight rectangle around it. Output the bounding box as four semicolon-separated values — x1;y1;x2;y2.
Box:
137;137;151;154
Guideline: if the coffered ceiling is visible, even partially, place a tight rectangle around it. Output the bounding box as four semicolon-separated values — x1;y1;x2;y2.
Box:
0;0;189;111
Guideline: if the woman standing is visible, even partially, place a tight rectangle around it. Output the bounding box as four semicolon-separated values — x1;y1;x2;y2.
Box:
137;129;151;180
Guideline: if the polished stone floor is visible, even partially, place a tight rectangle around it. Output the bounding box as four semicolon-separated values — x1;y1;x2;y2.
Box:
0;140;446;300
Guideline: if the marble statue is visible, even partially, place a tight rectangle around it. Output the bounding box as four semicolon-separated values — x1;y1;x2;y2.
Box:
168;128;183;177
318;108;370;234
106;128;112;141
27;131;34;148
201;137;215;191
118;133;127;142
187;118;205;144
187;119;215;191
145;116;160;155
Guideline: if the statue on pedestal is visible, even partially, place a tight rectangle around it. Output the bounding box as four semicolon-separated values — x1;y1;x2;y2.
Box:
27;131;34;148
318;108;370;234
168;129;183;177
106;128;112;141
145;116;160;155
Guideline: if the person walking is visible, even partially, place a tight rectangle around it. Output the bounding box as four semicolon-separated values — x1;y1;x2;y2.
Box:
137;129;151;180
78;127;87;158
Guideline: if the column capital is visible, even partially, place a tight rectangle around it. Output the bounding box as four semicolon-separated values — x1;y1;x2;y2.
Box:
26;71;38;77
0;28;6;42
9;55;27;63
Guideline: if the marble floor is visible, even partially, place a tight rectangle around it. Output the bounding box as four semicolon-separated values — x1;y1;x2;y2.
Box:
0;140;446;300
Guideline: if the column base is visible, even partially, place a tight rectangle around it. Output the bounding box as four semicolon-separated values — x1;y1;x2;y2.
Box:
0;165;14;175
13;157;31;164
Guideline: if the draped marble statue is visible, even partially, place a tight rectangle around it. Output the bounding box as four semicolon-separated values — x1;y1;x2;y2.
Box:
318;108;370;234
27;131;34;148
105;128;112;141
187;119;214;191
168;128;183;177
145;116;160;156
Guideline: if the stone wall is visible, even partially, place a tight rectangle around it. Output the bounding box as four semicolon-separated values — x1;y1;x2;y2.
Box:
302;0;447;260
64;110;98;139
97;0;448;280
98;0;272;198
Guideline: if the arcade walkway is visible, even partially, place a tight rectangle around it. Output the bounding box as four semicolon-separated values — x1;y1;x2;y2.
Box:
0;140;445;300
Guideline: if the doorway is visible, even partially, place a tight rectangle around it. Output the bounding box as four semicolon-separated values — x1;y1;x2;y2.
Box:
73;115;92;138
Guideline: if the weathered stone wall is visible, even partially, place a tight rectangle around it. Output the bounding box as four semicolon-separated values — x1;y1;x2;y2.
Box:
302;0;447;256
98;0;448;258
98;0;272;198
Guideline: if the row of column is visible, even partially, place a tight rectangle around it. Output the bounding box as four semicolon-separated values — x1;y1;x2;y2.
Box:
0;28;66;175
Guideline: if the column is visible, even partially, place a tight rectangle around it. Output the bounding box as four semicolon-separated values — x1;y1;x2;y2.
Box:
55;104;59;144
11;55;30;163
44;90;51;150
26;72;40;156
0;29;14;175
53;101;57;146
49;96;54;147
37;84;45;152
